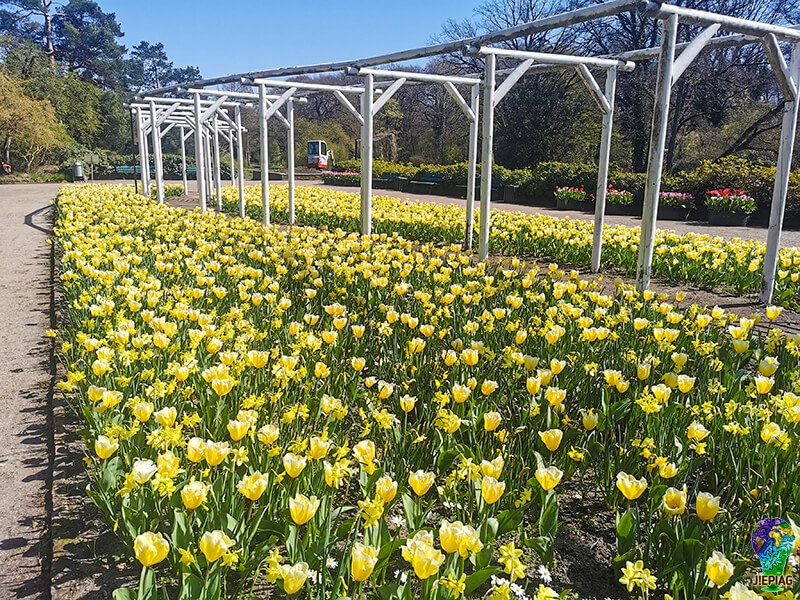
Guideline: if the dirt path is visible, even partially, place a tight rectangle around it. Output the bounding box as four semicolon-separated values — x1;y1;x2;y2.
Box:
0;183;59;599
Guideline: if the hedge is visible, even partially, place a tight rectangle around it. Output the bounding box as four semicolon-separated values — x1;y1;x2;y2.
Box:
335;156;800;226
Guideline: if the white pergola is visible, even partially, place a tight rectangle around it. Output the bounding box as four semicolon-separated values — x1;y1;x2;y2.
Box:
134;0;799;305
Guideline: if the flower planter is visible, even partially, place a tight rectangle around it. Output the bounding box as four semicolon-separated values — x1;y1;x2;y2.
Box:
606;203;633;215
555;197;570;210
708;211;750;226
567;199;586;211
658;206;690;221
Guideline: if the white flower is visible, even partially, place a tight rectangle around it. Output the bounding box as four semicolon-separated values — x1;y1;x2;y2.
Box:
325;557;338;569
538;564;552;583
790;554;798;567
132;458;157;483
389;514;406;528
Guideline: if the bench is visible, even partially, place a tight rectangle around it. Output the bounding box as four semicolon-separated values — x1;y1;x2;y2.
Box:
410;173;445;193
116;165;155;177
373;172;402;189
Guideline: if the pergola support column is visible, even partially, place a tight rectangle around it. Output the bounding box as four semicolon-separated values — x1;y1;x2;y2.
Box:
194;93;207;212
235;105;246;219
136;107;149;193
360;73;374;236
478;53;497;261
760;42;800;304
149;100;165;204
287;98;296;226
213;118;222;210
259;84;270;225
179;125;188;195
636;14;678;292
465;83;480;249
591;67;618;273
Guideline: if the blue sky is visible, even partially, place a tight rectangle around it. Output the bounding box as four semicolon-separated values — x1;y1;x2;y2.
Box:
100;1;477;80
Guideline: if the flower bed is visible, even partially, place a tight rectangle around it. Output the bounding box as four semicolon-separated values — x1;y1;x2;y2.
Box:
220;186;800;309
55;184;800;599
321;171;360;186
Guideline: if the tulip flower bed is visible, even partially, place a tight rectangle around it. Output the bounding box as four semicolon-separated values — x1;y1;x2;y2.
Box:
221;186;800;310
56;184;800;600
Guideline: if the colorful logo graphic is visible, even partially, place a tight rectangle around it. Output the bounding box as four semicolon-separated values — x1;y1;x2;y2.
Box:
751;518;796;591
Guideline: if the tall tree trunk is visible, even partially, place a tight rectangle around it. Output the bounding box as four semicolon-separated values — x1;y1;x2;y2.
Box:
43;1;55;72
4;134;11;164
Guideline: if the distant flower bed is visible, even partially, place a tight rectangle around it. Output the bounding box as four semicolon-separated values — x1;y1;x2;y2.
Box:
706;189;756;214
660;191;694;210
321;171;360;186
607;187;634;205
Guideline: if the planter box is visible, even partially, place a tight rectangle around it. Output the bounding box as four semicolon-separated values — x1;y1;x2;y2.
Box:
606;203;633;215
658;206;690;221
708;210;750;226
555;197;570;210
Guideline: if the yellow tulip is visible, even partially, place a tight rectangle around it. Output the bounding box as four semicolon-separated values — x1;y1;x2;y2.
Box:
237;471;269;501
462;348;478;366
350;542;379;581
257;424;280;445
283;452;307;478
582;410;598;431
281;562;310;595
696;492;720;522
199;530;234;563
94;435;118;459
760;421;783;444
132;459;157;484
616;471;647;500
186;437;206;462
375;475;398;503
480;455;504;478
133;531;169;567
481;476;505;504
535;466;563;491
545;386;566;406
401;531;444;579
451;384;471;403
154;406;177;427
226;419;250;442
662;486;687;516
526;377;541;395
439;520;482;557
204;441;230;466
132;400;154;422
687;421;710;441
351;357;366;371
658;461;678;479
706;551;734;587
408;470;435;497
400;395;417;413
181;480;210;510
481;379;499;396
758;357;779;377
753;375;774;395
538;429;563;452
352;440;376;465
766;305;783;320
483;411;502;432
308;436;331;460
289;493;320;525
636;363;651;380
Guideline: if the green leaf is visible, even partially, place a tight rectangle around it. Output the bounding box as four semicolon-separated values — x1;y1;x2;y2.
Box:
112;589;137;600
437;449;459;472
401;494;422;531
463;566;502;595
616;508;638;555
178;574;203;600
496;508;524;537
171;509;188;550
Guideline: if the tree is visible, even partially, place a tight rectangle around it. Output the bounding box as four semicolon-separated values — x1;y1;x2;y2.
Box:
130;40;201;91
0;0;59;70
52;0;126;88
0;70;63;167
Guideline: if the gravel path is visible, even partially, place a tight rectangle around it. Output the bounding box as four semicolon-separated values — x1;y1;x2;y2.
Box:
0;183;56;600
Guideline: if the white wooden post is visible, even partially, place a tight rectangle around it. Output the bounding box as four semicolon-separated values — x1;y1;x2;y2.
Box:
179;125;188;195
760;42;800;303
213;117;222;210
149;100;165;204
287;98;296;225
228;128;235;187
235;105;246;219
194;93;207;212
360;73;374;236
359;74;374;236
136;107;148;193
636;14;678;292
204;129;214;201
259;84;270;225
478;53;497;261
465;83;480;249
591;67;618;273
